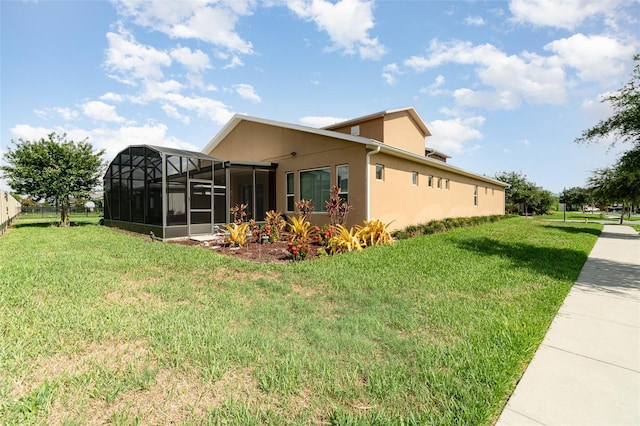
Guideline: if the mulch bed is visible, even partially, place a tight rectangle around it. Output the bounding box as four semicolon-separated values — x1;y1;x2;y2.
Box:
168;239;323;264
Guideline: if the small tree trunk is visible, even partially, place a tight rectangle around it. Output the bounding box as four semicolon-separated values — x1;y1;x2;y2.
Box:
620;203;625;225
60;199;70;227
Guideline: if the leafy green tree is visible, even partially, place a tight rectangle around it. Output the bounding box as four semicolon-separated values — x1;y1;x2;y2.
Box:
495;171;528;213
588;149;640;223
20;196;38;208
1;133;104;226
562;186;590;211
495;171;553;215
577;54;640;217
576;54;640;148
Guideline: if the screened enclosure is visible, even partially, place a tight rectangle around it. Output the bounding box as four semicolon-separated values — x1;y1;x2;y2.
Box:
104;145;276;239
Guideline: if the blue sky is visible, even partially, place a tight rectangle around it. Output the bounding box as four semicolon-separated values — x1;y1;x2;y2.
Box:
1;0;639;194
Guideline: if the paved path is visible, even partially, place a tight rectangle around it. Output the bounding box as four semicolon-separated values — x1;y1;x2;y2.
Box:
496;224;640;426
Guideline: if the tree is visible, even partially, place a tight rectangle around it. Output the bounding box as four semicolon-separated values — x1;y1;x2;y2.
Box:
562;186;590;211
495;171;552;215
576;54;640;219
495;171;529;214
1;133;104;226
576;54;640;148
588;150;640;223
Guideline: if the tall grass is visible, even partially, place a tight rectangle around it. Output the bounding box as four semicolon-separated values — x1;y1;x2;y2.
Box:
0;216;600;424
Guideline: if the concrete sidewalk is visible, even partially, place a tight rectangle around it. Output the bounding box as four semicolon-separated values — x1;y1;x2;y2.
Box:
496;224;640;426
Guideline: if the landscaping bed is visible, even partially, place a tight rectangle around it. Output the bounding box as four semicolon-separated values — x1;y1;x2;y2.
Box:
169;239;323;263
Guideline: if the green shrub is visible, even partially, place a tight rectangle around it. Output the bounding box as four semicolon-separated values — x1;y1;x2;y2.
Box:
393;215;512;240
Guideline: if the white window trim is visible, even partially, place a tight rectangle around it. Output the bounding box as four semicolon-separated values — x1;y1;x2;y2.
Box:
336;164;349;201
412;171;418;186
286;171;295;212
375;164;384;181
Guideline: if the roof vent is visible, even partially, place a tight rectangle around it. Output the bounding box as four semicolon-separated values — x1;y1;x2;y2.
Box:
350;125;360;136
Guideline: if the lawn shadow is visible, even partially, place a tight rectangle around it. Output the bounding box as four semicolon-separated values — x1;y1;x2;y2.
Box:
452;237;590;282
13;220;97;229
539;224;602;237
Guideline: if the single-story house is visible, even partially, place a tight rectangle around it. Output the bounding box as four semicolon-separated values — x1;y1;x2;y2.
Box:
104;107;506;239
202;106;507;231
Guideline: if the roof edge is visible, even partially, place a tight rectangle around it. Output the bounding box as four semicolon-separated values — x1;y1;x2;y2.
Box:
322;106;431;137
201;113;381;155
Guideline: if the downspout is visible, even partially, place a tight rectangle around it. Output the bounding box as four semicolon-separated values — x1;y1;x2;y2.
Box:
365;145;381;221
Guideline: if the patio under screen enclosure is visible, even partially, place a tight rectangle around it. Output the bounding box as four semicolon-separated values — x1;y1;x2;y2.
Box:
104;145;276;239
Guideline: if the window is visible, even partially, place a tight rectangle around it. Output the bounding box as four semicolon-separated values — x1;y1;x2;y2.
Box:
336;164;349;202
428;175;433;187
445;179;450;190
474;185;478;206
375;164;384;181
412;171;418;186
286;172;294;212
300;168;330;208
485;187;488;194
437;177;442;189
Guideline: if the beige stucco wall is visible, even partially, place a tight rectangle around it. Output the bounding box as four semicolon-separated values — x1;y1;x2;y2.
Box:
328;111;427;156
327;117;384;143
206;119;505;231
206;120;369;227
369;153;505;230
382;111;428;156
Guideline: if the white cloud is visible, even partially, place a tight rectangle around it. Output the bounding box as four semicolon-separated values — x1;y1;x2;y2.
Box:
55;107;79;121
223;55;245;69
581;91;615;123
464;16;486;26
170;46;211;73
90;124;199;160
104;26;171;85
34;107;79;121
453;88;523;110
382;62;401;85
10;124;57;142
161;104;191;124
419;75;446;96
81;101;126;123
99;92;124;102
113;0;254;54
404;39;566;109
11;123;197;162
166;94;235;125
544;33;636;82
427;115;485;154
298;116;348;128
287;0;387;60
508;0;627;30
126;79;233;125
234;83;262;103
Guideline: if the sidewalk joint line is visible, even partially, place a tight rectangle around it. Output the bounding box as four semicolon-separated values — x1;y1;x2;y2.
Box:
500;408;547;426
543;344;640;373
558;309;640;328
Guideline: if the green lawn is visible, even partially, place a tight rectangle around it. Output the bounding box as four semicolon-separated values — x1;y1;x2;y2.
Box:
0;216;601;425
